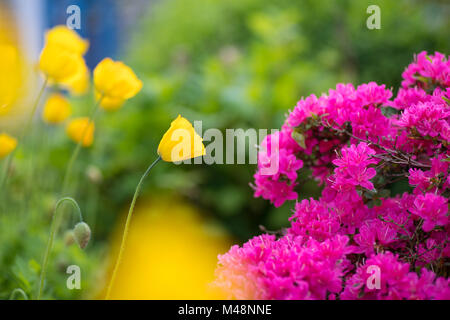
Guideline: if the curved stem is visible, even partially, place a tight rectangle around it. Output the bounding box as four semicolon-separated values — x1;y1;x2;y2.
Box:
37;197;83;300
0;77;48;191
105;156;162;300
9;288;29;300
61;96;103;195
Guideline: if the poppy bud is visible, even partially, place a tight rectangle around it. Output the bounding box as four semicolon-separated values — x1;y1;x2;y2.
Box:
73;222;91;249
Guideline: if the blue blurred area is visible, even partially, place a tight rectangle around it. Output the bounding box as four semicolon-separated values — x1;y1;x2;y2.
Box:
44;0;119;68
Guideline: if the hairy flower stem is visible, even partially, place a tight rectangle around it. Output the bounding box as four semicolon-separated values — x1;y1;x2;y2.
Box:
61;96;103;195
0;77;48;192
9;288;29;300
105;156;162;300
37;197;83;300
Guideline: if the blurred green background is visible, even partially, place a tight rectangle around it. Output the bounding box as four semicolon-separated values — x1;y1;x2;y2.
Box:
0;0;449;299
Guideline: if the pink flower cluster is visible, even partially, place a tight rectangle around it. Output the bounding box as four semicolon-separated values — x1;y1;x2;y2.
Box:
331;142;378;192
215;52;450;300
214;234;352;300
401;51;450;89
342;252;450;300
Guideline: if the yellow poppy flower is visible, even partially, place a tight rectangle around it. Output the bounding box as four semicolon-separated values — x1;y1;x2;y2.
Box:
44;25;89;55
39;44;86;83
62;62;90;96
157;115;205;162
95;91;124;111
66;117;95;147
93;58;142;100
42;93;72;124
0;44;24;116
0;133;17;159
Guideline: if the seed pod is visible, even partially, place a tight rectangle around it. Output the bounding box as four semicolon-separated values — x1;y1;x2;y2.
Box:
73;222;91;249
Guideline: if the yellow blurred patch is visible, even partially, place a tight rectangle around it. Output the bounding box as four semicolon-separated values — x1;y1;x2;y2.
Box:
101;196;232;299
0;4;32;130
0;7;25;118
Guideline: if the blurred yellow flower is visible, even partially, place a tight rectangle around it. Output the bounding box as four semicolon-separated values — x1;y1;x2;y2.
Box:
158;115;205;162
62;62;90;96
42;93;72;124
44;25;89;55
39;45;86;83
0;43;24;116
0;133;17;159
39;25;89;88
101;197;231;299
93;58;142;100
95;91;124;111
66;117;95;147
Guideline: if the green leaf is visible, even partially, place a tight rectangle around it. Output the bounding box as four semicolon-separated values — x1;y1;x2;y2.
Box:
291;131;306;149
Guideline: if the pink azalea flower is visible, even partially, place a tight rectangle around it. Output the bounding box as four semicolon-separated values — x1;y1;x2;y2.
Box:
410;193;448;232
331;142;378;191
354;219;397;256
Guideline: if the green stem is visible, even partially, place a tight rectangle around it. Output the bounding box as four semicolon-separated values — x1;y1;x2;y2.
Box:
61;97;103;195
0;77;48;191
37;197;83;300
9;288;29;300
105;156;162;300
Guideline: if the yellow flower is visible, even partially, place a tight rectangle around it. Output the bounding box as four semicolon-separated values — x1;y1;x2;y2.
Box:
0;43;24;116
42;93;72;124
0;133;17;159
95;91;124;112
39;44;86;83
44;25;89;55
93;58;142;100
62;61;90;96
157;115;205;162
102;197;231;299
66;117;95;147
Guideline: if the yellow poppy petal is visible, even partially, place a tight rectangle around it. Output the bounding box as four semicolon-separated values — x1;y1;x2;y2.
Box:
96;91;125;112
42;93;72;124
44;25;89;55
157;115;206;162
66;117;95;147
93;58;142;100
39;44;87;83
0;133;17;159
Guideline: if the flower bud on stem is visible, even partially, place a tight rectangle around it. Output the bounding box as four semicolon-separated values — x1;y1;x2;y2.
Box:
37;197;87;300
